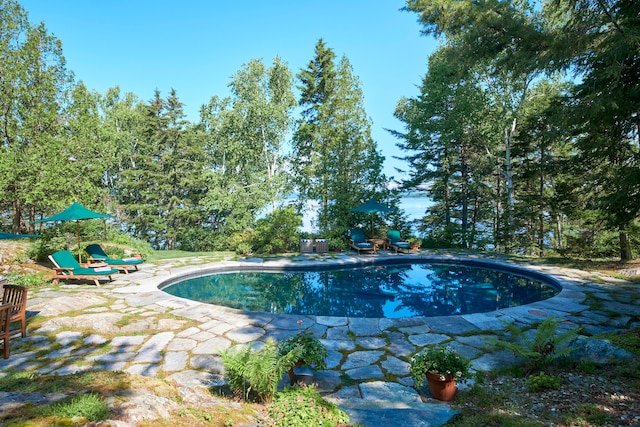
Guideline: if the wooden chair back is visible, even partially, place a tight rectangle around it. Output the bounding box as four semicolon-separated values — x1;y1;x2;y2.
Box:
0;303;12;359
2;285;27;337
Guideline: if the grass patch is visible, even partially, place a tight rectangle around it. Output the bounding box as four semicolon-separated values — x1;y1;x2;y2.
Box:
38;392;110;421
596;327;640;354
147;250;234;262
447;413;544;426
562;404;610;425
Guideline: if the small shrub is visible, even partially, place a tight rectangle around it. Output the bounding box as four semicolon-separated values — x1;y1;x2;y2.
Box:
221;339;302;402
235;242;252;256
251;207;301;254
276;330;328;371
228;230;255;253
267;384;350;427
527;372;561;392
5;271;47;288
488;316;578;373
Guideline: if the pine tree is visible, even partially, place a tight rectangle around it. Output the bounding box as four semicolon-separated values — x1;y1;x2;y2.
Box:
292;39;387;236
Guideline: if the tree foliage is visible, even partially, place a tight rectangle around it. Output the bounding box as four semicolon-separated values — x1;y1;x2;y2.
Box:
399;0;640;259
0;0;74;232
292;39;389;238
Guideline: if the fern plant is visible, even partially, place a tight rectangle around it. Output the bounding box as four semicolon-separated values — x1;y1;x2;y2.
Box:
489;316;579;373
221;338;302;402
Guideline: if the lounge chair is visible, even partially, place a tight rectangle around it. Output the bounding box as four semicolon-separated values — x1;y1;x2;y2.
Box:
48;250;120;287
386;230;413;254
0;303;11;359
348;229;375;255
85;244;144;274
2;284;27;338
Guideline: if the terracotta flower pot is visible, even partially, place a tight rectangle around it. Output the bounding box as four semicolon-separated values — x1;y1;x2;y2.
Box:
426;371;457;401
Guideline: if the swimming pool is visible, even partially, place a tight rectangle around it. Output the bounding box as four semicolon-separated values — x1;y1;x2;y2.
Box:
161;261;560;318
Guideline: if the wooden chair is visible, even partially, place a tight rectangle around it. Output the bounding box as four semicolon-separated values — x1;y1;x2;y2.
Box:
0;303;12;359
85;244;145;274
2;284;28;338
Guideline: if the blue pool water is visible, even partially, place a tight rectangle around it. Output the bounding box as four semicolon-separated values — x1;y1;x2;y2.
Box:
162;262;560;318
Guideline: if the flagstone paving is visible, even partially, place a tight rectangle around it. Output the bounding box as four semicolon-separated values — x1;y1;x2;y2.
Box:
1;252;639;426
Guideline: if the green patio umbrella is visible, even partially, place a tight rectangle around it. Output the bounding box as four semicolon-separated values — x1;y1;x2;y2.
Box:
34;202;113;262
0;232;40;239
350;198;393;239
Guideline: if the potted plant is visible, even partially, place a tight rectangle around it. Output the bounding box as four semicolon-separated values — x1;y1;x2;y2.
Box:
409;345;471;401
328;238;346;252
277;329;328;385
408;237;422;250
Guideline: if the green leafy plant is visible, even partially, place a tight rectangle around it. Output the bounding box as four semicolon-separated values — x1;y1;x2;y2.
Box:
409;345;471;387
407;236;422;248
235;242;252;256
276;329;328;371
251;207;302;254
221;338;302;402
488;316;579;373
527;372;561;392
267;384;350;427
328;237;347;251
5;271;47;288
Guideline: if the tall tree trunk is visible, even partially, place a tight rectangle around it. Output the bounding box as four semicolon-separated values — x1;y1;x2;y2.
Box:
538;146;545;257
12;200;22;233
619;230;632;261
494;167;502;252
504;118;517;253
460;150;469;249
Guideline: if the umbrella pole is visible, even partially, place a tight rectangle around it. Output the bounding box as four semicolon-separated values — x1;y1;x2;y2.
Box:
76;222;82;263
371;214;374;239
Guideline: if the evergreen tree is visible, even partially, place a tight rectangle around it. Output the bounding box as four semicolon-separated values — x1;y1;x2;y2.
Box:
293;39;388;237
119;89;206;249
393;49;493;249
548;0;640;259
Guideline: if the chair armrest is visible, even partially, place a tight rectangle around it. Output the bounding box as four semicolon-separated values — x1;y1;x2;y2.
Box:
86;259;108;267
52;267;74;273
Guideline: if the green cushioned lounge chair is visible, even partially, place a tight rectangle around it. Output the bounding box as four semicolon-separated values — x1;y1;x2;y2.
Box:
386;230;412;254
48;250;120;287
348;229;375;255
85;244;144;274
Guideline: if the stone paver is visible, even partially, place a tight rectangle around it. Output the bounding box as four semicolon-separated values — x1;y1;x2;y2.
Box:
6;252;639;427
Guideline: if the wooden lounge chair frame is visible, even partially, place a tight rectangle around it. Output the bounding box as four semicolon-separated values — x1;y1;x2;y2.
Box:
48;251;119;287
2;284;27;338
386;230;413;254
348;229;375;255
0;303;12;359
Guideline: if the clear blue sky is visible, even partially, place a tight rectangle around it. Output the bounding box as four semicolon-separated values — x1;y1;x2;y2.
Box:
20;0;437;178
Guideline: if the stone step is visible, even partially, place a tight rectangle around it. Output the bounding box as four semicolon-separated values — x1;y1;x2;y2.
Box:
324;381;458;427
333;399;458;427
